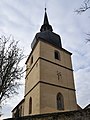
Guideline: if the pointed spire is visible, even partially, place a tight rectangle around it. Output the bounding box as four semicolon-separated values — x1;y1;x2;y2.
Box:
40;8;53;32
43;8;49;25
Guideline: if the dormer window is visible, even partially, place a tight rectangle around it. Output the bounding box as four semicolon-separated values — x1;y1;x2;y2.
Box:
54;50;60;60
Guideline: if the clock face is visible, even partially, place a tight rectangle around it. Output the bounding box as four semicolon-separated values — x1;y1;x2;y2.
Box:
57;71;62;80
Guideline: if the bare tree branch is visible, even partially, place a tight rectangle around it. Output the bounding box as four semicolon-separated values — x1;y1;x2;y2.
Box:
75;0;90;14
75;0;90;43
0;35;24;103
86;33;90;43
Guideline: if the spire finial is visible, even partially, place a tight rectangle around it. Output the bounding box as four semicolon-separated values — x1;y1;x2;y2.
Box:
45;7;46;12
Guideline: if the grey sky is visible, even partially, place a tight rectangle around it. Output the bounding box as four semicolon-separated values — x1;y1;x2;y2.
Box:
0;0;90;119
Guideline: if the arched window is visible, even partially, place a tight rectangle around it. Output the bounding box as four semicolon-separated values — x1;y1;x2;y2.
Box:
57;93;64;110
54;50;60;60
29;97;32;114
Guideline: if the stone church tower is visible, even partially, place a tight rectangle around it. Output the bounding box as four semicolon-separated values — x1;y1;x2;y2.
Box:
12;9;78;117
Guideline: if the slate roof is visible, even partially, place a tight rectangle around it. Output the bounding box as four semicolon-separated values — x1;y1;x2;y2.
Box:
31;8;62;49
31;31;62;49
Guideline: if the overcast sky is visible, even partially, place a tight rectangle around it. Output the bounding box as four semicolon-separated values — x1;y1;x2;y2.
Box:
0;0;90;119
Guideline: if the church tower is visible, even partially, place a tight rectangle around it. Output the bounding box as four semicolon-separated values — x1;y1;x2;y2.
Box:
24;8;78;115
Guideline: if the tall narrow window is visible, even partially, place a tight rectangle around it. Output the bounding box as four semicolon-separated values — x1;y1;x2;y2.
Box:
31;56;33;65
54;50;60;60
19;106;22;117
29;97;32;114
57;92;64;110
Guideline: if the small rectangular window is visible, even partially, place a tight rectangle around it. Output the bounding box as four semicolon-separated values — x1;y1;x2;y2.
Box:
29;97;32;114
31;56;33;65
55;50;60;60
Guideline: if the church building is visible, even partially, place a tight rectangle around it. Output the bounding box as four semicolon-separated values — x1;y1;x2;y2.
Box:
12;8;78;117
